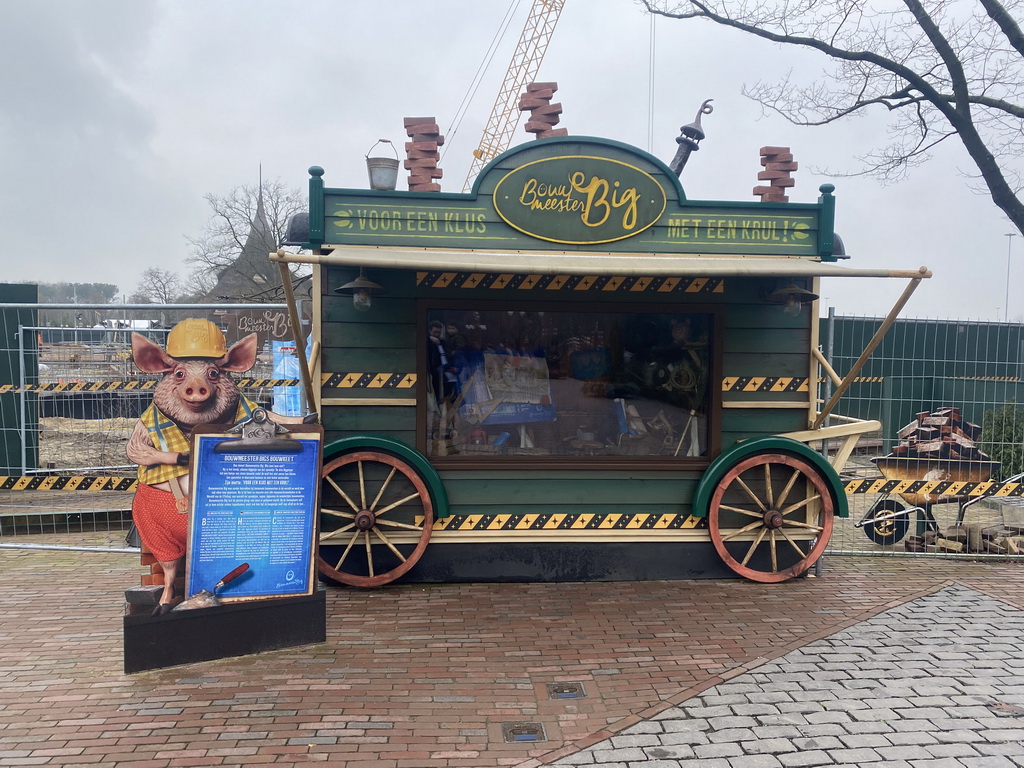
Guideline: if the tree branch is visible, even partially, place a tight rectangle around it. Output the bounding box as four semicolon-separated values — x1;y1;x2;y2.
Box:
979;0;1024;60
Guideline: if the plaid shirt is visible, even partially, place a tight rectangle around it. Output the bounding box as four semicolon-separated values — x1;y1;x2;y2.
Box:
137;396;258;485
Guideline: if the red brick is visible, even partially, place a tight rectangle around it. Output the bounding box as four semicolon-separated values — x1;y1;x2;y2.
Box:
407;133;445;145
531;102;563;117
404;141;439;152
403;116;436;128
403;158;438;170
406;148;440;160
518;96;553;110
527;81;558;92
759;145;790;155
404;122;441;136
525;119;559;133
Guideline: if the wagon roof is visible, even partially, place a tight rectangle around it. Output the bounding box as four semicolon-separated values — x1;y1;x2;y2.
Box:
278;244;932;281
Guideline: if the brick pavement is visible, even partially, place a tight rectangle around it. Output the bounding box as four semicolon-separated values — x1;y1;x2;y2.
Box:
0;543;1021;768
538;585;1024;767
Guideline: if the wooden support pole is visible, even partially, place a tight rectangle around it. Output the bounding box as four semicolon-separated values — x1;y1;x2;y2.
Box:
276;259;317;415
812;270;928;429
812;347;843;387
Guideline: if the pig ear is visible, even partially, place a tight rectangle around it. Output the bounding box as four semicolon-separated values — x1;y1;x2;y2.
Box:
219;333;258;373
131;333;176;374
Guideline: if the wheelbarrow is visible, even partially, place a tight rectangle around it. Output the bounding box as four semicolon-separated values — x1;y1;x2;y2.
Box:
855;456;1007;545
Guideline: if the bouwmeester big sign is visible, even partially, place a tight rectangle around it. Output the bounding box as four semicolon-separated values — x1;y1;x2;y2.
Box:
307;137;838;261
492;155;666;245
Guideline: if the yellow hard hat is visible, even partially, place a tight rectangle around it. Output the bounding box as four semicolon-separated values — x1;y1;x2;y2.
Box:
165;319;227;359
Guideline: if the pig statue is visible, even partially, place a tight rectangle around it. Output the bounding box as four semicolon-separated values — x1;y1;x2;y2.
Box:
126;318;308;615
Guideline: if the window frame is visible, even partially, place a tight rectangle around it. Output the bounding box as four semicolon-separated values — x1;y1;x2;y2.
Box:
417;298;723;471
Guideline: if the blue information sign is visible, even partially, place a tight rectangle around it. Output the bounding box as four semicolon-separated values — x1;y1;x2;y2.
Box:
185;430;322;602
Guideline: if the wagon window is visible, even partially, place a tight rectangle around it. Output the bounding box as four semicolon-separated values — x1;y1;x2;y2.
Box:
424;307;712;460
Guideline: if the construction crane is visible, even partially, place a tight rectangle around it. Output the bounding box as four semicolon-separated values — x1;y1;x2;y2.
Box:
462;0;565;192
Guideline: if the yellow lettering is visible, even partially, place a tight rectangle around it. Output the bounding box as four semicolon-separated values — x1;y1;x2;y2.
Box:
571;172;611;227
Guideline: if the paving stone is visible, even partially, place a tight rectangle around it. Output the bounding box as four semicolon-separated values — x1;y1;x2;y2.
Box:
642;744;696;760
694;741;743;758
740;737;798;754
778;750;835;767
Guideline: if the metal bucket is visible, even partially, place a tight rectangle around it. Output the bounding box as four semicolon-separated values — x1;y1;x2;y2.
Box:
365;139;399;190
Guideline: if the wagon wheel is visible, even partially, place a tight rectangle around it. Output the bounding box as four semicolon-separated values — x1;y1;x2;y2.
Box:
862;498;910;546
708;452;835;583
317;450;434;588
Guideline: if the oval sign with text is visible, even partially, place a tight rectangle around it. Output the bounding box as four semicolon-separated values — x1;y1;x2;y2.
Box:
492;155;667;245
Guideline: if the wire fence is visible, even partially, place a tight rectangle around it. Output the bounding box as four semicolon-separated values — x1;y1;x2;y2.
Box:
2;305;1022;566
822;314;1024;560
0;302;300;549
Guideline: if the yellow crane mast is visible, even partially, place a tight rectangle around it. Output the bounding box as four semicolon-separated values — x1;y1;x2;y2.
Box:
462;0;566;192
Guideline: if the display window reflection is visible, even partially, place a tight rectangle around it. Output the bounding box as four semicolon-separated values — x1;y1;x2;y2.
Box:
424;306;713;460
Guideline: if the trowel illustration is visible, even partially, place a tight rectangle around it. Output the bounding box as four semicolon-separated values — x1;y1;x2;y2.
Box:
173;563;250;611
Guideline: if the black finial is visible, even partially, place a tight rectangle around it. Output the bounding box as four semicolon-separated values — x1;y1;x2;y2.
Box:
669;99;714;177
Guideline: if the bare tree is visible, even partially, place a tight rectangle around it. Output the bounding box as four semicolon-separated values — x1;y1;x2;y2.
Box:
642;0;1024;234
129;268;183;305
186;178;306;297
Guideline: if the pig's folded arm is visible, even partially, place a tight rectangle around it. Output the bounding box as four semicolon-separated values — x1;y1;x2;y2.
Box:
126;421;183;467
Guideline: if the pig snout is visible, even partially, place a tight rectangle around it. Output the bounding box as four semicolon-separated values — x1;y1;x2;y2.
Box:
181;373;212;404
153;361;241;426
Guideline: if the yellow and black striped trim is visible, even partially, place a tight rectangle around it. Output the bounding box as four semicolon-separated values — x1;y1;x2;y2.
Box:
425;512;706;531
416;272;724;294
845;478;1024;498
321;373;417;389
721;376;886;392
0;378;300;394
0;475;138;492
947;376;1021;382
722;377;810;393
0;374;882;395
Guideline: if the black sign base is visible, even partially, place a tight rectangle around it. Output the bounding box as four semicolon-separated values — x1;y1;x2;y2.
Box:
123;590;326;674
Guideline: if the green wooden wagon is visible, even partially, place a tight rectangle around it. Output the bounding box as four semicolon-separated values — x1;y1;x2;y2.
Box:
273;135;930;584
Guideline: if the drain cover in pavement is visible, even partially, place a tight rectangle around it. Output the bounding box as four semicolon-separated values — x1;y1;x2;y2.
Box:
546;682;586;699
502;722;547;743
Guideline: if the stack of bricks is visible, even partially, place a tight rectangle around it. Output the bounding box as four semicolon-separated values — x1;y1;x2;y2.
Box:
124;544;183;615
753;146;797;202
519;82;568;139
403;116;444;192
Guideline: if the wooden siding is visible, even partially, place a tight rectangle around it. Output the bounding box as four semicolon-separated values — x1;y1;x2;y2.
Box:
319;264;814;520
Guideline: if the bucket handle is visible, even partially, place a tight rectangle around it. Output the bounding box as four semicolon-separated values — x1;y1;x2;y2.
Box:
366;138;398;160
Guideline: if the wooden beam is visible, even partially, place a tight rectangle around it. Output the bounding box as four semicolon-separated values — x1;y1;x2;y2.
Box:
813;347;842;387
812;272;928;429
722;401;811;409
321;397;417;407
277;259;317;415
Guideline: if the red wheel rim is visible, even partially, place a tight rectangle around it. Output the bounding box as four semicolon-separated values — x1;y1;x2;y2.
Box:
317;451;433;588
708;453;834;583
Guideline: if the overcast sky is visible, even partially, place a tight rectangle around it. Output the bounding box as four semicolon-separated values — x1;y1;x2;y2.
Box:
1;0;1017;320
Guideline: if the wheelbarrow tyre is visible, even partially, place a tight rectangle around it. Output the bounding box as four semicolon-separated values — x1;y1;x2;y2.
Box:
317;437;446;588
704;445;836;583
862;498;910;546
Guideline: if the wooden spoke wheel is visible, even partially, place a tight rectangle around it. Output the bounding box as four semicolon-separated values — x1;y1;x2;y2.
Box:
317;450;434;588
708;452;835;583
862;498;910;546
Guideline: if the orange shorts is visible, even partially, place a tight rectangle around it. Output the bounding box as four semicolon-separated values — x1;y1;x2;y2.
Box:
131;483;187;562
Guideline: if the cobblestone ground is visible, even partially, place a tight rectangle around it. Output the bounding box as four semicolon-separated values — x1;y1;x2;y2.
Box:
0;539;1021;768
540;585;1024;767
